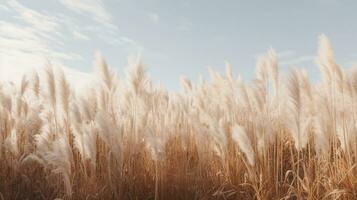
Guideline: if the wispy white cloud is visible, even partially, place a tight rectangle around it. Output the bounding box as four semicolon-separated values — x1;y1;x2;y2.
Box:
0;1;86;86
0;21;82;77
277;50;295;58
72;30;90;41
254;50;295;60
58;0;142;50
7;0;59;32
0;4;9;11
0;0;142;89
148;13;160;24
58;0;113;26
280;56;314;65
253;50;313;66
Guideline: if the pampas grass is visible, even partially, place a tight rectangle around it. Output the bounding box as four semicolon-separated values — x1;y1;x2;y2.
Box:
231;124;255;166
1;35;357;199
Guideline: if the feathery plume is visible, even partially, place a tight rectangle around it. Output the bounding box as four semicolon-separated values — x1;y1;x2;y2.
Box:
58;69;71;115
32;70;40;98
287;69;306;150
231;124;255;166
180;76;192;92
96;51;114;90
3;129;19;156
43;135;74;196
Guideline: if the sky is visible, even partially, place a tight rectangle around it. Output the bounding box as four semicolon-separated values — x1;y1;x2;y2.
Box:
1;0;357;90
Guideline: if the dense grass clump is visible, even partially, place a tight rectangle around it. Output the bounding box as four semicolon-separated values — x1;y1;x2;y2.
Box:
1;35;357;199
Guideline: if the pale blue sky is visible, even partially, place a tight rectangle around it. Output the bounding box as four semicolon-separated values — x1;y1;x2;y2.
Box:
0;0;357;89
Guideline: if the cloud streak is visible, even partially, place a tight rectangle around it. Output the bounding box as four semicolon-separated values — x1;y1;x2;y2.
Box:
280;56;314;66
72;30;90;41
148;13;160;24
58;0;113;26
58;0;143;51
7;0;59;32
254;50;314;66
0;4;9;11
0;1;85;86
0;0;143;89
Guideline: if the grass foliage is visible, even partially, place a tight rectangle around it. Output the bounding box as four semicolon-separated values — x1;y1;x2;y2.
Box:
1;36;357;199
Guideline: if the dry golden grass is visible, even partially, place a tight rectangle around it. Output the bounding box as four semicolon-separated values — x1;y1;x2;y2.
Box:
1;35;357;200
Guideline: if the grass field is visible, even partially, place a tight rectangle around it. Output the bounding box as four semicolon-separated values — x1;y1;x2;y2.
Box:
1;35;357;199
